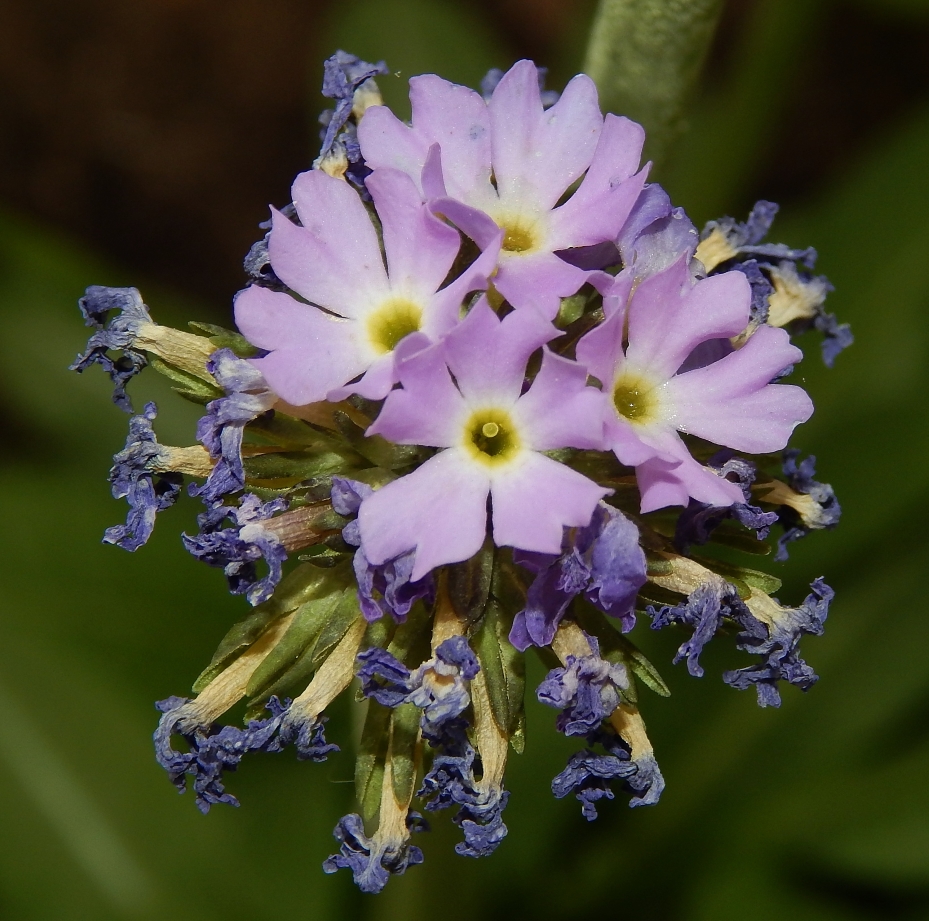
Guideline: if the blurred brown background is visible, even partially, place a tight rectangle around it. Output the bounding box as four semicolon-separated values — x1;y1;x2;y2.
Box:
2;0;928;306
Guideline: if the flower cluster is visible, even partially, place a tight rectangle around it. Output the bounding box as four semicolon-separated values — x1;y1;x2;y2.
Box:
71;53;846;893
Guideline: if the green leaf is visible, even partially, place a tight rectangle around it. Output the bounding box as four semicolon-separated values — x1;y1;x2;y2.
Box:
695;556;783;596
332;410;430;470
474;601;526;739
575;603;671;698
490;550;528;611
309;589;363;670
390;703;421;806
244;587;346;700
192;602;280;694
242;450;356;482
447;538;495;629
385;601;432;666
188;321;261;357
356;700;391;824
149;355;223;403
248;411;348;451
191;564;345;692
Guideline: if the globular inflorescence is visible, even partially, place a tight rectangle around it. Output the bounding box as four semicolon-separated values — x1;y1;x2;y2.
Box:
71;52;849;893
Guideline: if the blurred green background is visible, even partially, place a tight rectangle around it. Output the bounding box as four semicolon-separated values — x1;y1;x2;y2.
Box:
2;0;929;917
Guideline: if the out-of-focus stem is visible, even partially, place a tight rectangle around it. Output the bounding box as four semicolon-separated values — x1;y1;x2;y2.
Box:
583;0;726;165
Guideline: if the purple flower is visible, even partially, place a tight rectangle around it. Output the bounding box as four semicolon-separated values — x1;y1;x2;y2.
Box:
333;477;435;622
154;696;336;814
698;201;851;366
357;636;480;742
536;636;629;736
191;349;277;505
724;578;833;707
70;285;152;412
509;502;646;650
104;402;183;551
357;300;610;580
234;167;500;406
358;59;648;316
552;727;664;819
323;812;426;894
317;50;388;173
577;257;814;512
616;183;700;280
675;451;779;551
183;493;289;606
649;580;747;678
771;450;842;560
417;719;509;857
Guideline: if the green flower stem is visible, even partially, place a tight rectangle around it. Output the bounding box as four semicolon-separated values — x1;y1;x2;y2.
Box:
583;0;726;165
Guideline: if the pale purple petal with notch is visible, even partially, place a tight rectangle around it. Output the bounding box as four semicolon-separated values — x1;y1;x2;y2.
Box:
429;196;501;250
490;64;602;211
513;350;604;450
576;294;628;384
425;228;503;339
356;105;431;195
548;167;648;252
367;341;466;447
358;450;490;580
571;115;646;206
625;259;750;381
234;285;368;405
367;168;462;300
636;431;744;512
490;452;609;555
444;299;557;405
669;326;813;453
493;252;590;319
407;74;492;202
279;171;389;315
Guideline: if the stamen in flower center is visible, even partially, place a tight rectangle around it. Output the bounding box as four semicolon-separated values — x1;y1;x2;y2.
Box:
464;408;521;465
612;373;660;425
497;216;541;255
366;298;423;354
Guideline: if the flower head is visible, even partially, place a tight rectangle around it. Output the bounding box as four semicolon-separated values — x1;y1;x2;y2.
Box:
234;167;500;406
358;59;648;316
578;257;814;511
358;299;610;580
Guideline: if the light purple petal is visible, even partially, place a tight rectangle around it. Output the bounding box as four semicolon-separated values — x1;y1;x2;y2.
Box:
425;230;502;339
277;172;389;316
358;451;490;580
368;342;466;447
490;453;609;554
331;355;397;402
445;299;557;405
513;350;604;450
407;75;492;202
493;251;590;318
625;259;751;381
636;431;744;512
356;105;431;195
490;63;602;211
603;414;666;467
234;285;367;405
366;168;462;300
548;167;648;251
668;325;814;452
575;300;628;386
572;115;646;204
430;196;501;250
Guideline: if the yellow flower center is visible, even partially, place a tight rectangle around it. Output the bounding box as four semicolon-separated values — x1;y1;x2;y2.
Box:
612;372;660;425
366;298;423;354
496;214;543;255
464;408;521;466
